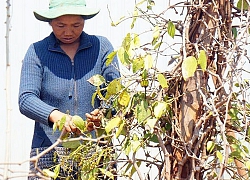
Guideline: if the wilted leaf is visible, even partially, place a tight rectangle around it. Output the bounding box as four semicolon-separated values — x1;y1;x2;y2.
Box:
206;141;215;153
154;101;168;119
116;120;125;138
144;54;153;69
131;140;141;152
136;100;151;123
246;161;250;170
43;169;56;178
106;51;117;66
152;25;160;45
122;33;132;51
198;50;207;72
54;164;60;179
99;168;114;180
87;74;106;87
124;141;131;156
131;9;138;29
91;91;97;107
145;118;158;131
157;73;168;88
181;56;197;80
167;21;175;38
105;117;122;133
132;57;144;73
133;34;140;48
106;79;122;95
118;90;131;107
216;151;223;163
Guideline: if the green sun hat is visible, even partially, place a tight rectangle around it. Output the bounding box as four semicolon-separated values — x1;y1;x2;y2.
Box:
34;0;100;22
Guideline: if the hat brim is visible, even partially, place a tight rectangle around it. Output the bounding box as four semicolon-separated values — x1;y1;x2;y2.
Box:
34;6;100;22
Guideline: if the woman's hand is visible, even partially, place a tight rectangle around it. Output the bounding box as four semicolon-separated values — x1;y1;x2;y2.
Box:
49;110;78;133
85;109;102;131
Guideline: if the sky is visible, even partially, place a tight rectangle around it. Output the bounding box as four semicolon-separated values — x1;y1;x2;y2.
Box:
0;0;249;179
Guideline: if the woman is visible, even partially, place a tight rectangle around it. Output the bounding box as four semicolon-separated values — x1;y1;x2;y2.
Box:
18;0;120;179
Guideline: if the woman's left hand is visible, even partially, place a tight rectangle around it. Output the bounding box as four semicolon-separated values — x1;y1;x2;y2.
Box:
85;109;102;131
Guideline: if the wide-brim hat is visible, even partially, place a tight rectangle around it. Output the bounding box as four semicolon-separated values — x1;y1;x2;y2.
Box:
34;0;100;22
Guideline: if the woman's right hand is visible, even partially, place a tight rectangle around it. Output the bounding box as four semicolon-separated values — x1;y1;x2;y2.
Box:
49;110;77;133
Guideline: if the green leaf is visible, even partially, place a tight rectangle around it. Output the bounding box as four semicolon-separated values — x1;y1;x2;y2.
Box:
181;56;197;80
232;27;237;39
105;117;122;133
216;151;223;163
154;101;168;119
154;42;162;50
87;74;106;87
237;0;249;10
72;115;86;132
157;73;168;88
118;90;131;107
167;21;175;38
59;115;66;131
106;79;122;96
53;121;57;133
198;50;207;72
129;161;141;178
62;140;81;149
206;141;215;153
230;150;242;159
144;133;159;143
106;51;117;66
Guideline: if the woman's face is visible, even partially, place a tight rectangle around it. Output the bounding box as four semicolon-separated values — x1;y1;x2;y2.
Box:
50;15;84;44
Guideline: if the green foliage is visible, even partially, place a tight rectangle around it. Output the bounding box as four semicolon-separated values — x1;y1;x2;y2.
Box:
45;0;250;179
237;0;250;10
167;21;175;38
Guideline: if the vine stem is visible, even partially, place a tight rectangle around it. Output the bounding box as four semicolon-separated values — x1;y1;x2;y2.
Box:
4;0;11;179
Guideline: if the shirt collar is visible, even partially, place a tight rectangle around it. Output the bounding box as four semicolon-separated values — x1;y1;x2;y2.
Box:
48;31;92;52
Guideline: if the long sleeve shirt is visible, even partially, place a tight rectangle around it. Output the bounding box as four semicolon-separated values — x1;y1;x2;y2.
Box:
19;32;120;148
